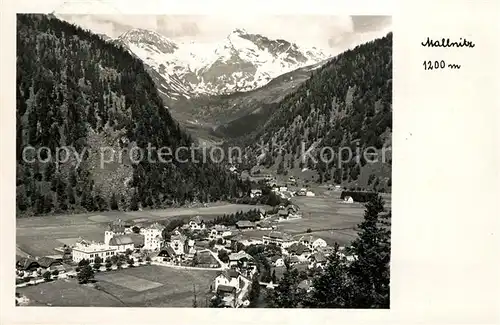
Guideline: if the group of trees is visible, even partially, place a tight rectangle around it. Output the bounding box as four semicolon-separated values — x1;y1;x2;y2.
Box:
238;33;392;190
16;14;249;216
266;195;391;308
206;209;261;227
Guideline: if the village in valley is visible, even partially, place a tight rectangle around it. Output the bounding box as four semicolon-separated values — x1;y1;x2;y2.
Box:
16;173;379;308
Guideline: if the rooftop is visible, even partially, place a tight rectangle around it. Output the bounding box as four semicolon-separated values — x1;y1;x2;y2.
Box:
109;235;134;246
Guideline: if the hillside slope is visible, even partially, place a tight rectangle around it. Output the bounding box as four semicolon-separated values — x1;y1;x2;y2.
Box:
238;33;393;191
16;14;248;216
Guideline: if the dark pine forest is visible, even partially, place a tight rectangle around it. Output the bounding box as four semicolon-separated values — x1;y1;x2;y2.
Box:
16;14;249;216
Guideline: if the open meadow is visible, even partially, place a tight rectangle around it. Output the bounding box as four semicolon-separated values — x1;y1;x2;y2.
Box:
17;265;219;307
17;203;267;257
243;192;391;246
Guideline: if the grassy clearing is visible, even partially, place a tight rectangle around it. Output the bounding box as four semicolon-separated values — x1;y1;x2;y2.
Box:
17;279;124;307
94;265;219;307
16;204;266;257
18;265;219;307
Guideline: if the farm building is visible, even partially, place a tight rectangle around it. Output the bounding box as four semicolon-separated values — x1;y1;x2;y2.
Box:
235;220;255;230
37;256;63;271
16;257;40;271
256;221;273;230
262;231;297;248
286;243;311;259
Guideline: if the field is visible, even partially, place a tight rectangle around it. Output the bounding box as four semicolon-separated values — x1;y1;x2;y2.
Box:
17;203;266;257
18;265;219;307
242;192;391;247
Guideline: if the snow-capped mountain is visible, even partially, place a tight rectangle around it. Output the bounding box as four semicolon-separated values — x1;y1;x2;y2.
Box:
113;28;328;99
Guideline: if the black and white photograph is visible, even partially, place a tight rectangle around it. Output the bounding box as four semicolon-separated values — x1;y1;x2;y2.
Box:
14;12;392;308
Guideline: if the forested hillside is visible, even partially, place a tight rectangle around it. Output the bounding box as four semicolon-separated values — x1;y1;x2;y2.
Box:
16;14;248;216
240;33;393;191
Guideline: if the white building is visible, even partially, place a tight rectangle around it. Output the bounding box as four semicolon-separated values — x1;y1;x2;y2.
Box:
169;231;187;256
189;216;206;231
143;223;164;251
298;235;328;251
344;196;354;203
72;239;117;264
306;191;315;197
212;269;246;292
250;189;262;198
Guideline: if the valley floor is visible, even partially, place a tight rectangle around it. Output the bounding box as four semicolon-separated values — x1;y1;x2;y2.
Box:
16;203;267;257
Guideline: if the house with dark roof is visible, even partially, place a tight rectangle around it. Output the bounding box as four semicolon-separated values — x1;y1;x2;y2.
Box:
158;245;176;261
286;243;311;259
109;235;135;253
16;257;40;271
235;220;255;230
256;221;273;230
37;257;63;270
309;252;328;268
228;250;254;267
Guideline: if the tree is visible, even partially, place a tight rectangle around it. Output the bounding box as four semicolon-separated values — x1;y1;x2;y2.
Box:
209;292;224;308
42;270;52;282
271;270;277;283
302;243;352;308
110;193;119;210
77;264;94;284
145;256;151;264
248;275;261;307
78;259;90;267
127;257;135;267
266;259;304;308
93;256;102;270
348;195;391;308
51;269;59;277
218;249;229;263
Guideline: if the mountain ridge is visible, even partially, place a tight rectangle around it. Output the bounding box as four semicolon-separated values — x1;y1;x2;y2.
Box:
112;27;329;100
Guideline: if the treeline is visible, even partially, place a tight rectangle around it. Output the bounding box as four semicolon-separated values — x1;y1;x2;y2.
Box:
16;14;248;216
206;209;262;227
239;33;392;190
340;191;378;203
266;195;391;308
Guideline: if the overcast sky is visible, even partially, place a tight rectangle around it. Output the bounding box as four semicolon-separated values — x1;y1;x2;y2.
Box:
59;14;391;53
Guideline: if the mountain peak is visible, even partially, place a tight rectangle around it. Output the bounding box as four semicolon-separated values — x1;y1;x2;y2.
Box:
230;28;248;36
119;28;178;53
